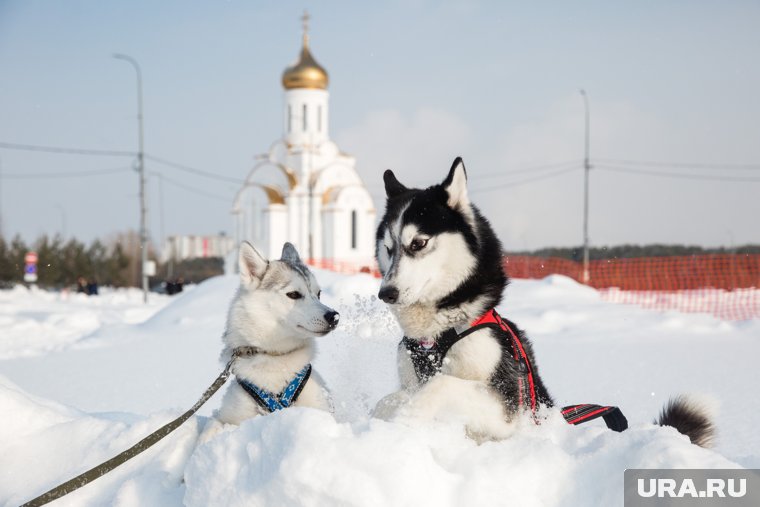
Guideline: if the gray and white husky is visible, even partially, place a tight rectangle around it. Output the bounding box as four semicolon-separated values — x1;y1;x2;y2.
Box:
215;241;338;425
373;157;715;446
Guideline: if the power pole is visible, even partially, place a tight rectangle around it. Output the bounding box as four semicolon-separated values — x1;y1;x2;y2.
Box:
580;89;591;284
114;53;149;303
0;156;4;240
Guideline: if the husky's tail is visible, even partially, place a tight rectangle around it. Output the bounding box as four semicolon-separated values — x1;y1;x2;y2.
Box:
655;395;715;448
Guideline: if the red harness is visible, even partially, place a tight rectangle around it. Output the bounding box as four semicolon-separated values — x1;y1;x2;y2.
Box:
402;308;628;432
470;308;538;413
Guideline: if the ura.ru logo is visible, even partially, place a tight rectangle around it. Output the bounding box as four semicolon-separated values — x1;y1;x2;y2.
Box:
637;478;746;499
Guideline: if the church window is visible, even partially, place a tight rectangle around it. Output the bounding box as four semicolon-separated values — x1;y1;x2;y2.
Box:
288;105;292;133
318;106;322;132
351;210;357;249
303;104;308;131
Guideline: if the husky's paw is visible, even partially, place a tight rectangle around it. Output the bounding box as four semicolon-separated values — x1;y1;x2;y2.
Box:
396;375;518;441
197;416;236;446
372;390;412;420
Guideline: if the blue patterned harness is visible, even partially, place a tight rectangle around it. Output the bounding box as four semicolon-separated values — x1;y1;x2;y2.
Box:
237;364;312;413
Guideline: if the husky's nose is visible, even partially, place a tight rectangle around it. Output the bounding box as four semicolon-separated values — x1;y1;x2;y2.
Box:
378;286;399;304
324;310;340;329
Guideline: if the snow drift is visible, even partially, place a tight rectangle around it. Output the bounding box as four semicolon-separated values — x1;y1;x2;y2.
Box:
1;272;758;506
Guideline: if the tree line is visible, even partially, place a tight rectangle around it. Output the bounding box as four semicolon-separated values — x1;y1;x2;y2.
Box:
506;244;760;261
0;232;224;290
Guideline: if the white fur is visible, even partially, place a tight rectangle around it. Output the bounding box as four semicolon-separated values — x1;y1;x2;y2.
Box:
214;242;334;427
374;161;516;441
396;230;475;307
444;159;469;210
380;227;476;309
443;160;475;227
378;375;516;443
442;328;502;381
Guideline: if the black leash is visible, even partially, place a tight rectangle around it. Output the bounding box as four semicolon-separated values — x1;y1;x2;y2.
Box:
20;357;237;507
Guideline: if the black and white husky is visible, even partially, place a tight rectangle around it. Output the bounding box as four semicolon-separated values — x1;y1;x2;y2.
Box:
215;241;338;425
373;157;714;446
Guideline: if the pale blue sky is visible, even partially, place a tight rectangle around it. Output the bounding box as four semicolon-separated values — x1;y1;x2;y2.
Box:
1;1;758;250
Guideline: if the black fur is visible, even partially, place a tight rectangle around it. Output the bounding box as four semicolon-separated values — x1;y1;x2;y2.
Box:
378;159;715;442
490;317;554;410
376;157;554;414
656;396;715;448
377;164;506;313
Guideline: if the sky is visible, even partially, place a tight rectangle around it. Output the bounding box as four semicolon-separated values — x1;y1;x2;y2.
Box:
0;0;758;251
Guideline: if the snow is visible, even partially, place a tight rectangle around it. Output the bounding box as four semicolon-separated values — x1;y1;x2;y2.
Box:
1;271;758;506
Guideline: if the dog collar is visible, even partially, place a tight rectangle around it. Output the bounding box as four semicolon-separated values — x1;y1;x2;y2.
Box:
232;344;306;358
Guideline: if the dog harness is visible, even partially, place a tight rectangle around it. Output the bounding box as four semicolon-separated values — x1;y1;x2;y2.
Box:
237;364;312;413
402;308;628;432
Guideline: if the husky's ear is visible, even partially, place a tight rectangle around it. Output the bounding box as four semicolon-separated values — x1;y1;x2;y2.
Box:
280;242;302;265
383;169;408;198
442;157;469;210
239;241;268;285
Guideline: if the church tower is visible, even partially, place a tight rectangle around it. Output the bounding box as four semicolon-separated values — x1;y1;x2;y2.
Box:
232;12;376;270
282;12;330;147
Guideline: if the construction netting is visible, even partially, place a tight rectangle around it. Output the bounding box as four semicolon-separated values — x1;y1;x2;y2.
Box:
307;254;760;320
503;254;760;321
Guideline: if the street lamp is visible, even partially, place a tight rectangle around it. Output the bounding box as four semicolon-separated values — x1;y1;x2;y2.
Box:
580;89;591;284
113;53;149;303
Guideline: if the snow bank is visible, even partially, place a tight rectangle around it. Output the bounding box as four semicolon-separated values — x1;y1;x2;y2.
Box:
1;271;758;506
0;285;169;359
0;375;200;506
184;408;737;507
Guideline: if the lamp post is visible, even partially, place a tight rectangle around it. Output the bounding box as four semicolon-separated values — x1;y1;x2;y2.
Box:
113;53;148;303
580;89;591;284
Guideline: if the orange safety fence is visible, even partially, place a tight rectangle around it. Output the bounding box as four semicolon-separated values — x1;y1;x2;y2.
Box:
306;258;380;277
504;254;760;321
306;255;760;320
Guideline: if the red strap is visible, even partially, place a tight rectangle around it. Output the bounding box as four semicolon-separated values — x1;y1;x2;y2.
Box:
470;309;537;413
565;406;610;424
470;308;498;327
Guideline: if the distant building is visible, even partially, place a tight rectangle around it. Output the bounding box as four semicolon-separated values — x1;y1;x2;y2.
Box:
232;13;376;267
162;234;236;263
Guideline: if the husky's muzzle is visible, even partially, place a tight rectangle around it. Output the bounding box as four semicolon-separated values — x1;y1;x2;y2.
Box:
324;310;340;329
378;285;399;304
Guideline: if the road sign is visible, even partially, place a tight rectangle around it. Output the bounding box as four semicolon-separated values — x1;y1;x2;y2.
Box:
24;251;38;283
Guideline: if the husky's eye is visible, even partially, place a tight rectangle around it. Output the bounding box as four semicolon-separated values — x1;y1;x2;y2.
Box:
409;238;428;252
286;291;303;300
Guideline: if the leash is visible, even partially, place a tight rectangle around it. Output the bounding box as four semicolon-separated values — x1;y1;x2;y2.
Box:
20;356;238;507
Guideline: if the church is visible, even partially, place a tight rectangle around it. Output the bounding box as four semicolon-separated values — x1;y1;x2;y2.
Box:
232;15;376;270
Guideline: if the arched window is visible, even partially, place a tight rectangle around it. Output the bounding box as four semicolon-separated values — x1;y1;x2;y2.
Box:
351;210;357;250
302;104;307;131
287;105;292;133
318;105;322;133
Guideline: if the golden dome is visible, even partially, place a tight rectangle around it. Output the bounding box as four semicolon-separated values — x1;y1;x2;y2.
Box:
282;12;329;90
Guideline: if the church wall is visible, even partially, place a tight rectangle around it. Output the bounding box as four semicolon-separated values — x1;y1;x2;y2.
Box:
284;89;329;146
263;204;288;260
235;28;379;270
325;186;377;266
